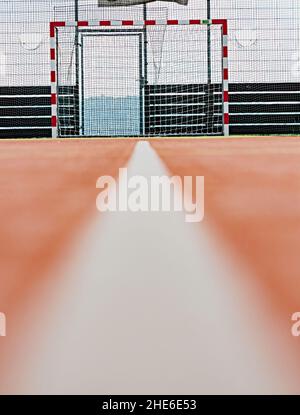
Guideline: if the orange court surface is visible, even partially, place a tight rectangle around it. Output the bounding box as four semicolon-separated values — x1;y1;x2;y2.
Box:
0;136;300;394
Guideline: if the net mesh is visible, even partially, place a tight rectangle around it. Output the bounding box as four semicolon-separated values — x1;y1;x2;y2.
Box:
56;23;224;137
0;0;300;137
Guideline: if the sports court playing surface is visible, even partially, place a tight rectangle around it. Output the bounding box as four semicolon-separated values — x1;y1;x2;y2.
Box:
0;136;300;394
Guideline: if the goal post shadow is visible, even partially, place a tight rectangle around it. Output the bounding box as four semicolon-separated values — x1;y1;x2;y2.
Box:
50;19;229;139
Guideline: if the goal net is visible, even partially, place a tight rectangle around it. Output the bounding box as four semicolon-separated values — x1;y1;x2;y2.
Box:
51;19;229;138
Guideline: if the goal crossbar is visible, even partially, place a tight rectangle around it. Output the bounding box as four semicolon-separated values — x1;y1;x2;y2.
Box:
50;19;229;138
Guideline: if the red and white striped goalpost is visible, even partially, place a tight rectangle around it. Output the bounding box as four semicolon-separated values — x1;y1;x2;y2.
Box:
50;19;229;138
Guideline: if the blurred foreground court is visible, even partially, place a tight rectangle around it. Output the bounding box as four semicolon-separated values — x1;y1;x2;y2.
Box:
0;136;299;394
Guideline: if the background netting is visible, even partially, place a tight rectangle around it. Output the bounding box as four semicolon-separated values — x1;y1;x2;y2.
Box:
1;0;298;86
0;0;300;137
56;23;223;137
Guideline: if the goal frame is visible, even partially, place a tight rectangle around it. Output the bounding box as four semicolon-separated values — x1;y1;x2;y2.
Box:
50;19;229;138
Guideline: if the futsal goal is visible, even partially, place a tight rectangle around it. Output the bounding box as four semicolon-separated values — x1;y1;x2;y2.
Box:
50;19;229;138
